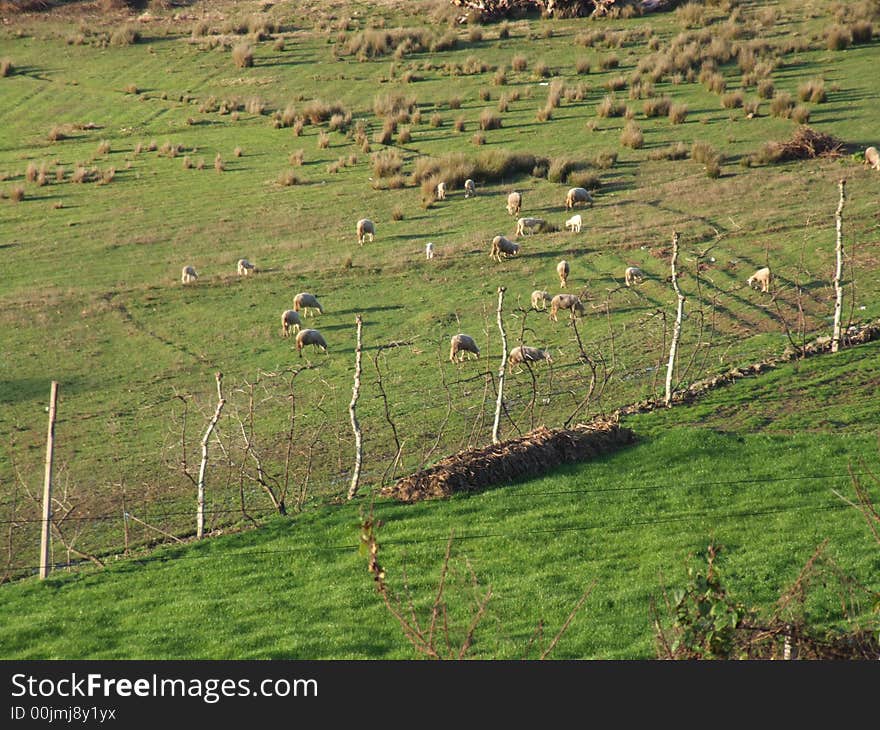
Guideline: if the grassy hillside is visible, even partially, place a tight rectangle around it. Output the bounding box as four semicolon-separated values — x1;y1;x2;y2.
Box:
1;338;878;659
0;0;879;642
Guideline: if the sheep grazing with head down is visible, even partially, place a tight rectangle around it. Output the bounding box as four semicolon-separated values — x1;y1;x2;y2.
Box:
181;265;198;284
356;218;375;245
237;258;255;276
490;235;520;262
295;328;328;357
565;187;593;210
506;191;522;216
436;181;447;200
557;260;570;288
625;266;645;287
747;266;772;293
281;309;302;337
508;345;553;373
464;179;476;198
865;146;880;171
516;217;544;236
550;293;585;322
565;214;582;233
531;290;551;310
293;292;324;317
449;333;480;362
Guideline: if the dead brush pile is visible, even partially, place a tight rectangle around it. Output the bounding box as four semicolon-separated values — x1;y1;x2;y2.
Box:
383;422;635;502
756;126;845;164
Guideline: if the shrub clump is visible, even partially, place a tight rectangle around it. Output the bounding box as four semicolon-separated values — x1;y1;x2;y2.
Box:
232;43;254;68
798;79;826;104
479;108;502;131
596;94;626;118
769;91;795;119
620;121;644;149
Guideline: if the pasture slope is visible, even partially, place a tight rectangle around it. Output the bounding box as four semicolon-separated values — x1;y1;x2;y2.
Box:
0;0;878;658
1;338;879;659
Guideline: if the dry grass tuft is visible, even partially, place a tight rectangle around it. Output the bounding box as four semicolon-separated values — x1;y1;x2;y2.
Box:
620;121;644;149
798;79;826;104
479;108;502;130
596;94;625;118
232;43;254;68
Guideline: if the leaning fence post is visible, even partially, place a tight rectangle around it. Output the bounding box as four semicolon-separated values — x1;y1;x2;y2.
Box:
831;179;846;353
197;372;225;539
39;381;58;580
664;232;685;407
492;287;507;445
347;314;364;500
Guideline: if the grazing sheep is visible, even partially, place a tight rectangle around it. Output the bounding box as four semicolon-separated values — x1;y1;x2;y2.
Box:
508;345;553;373
506;191;522;216
865;146;880;171
625;266;645;287
565;214;582;233
565;187;594;210
356;218;375;245
181;265;198;284
293;292;324;317
281;309;302;337
436;181;447;200
557;260;570;288
295;328;328;356
531;290;552;310
490;235;520;262
464;178;476;198
449;333;480;362
550;293;585;322
237;258;255;276
426;242;435;259
747;266;772;293
516;217;544;236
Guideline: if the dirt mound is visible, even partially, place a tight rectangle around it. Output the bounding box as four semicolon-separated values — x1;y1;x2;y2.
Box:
383;421;635;502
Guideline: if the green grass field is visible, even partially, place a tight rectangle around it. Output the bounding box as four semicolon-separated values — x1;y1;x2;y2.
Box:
1;0;879;657
1;338;878;659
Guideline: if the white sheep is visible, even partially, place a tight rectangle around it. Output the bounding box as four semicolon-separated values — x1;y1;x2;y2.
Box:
449;333;480;362
464;179;476;198
237;258;255;276
181;265;198;284
356;218;375;245
490;235;520;262
426;242;435;259
293;292;324;317
565;214;582;233
295;328;328;356
557;260;570;288
865;146;880;171
531;290;552;310
281;309;302;337
625;266;645;287
565;187;593;210
508;345;553;373
506;191;522;216
747;266;772;293
516;217;544;236
436;181;447;200
550;293;585;322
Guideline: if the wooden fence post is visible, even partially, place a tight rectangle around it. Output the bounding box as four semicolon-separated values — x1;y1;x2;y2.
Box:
492;287;507;445
197;372;225;539
831;179;846;353
665;232;685;407
39;381;58;580
347;315;364;500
